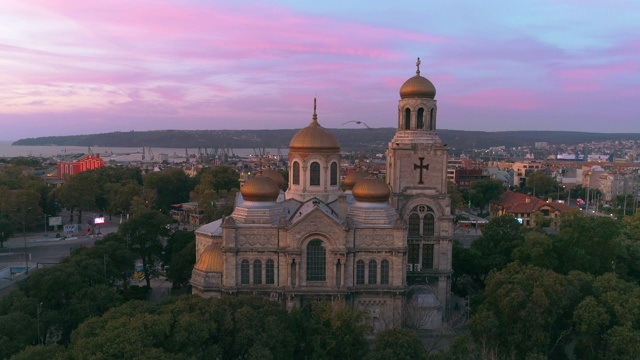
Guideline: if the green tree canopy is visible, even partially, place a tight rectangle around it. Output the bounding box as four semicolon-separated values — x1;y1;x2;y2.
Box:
119;210;170;288
471;215;524;278
469;178;505;214
143;168;193;212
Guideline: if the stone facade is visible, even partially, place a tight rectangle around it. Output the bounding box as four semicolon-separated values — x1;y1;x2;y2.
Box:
192;60;453;331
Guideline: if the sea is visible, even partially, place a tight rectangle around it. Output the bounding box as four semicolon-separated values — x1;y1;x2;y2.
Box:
0;141;283;162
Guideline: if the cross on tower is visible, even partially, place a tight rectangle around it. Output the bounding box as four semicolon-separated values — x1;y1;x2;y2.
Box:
413;157;429;184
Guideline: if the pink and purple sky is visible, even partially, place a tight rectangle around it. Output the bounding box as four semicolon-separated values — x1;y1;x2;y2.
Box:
1;0;639;141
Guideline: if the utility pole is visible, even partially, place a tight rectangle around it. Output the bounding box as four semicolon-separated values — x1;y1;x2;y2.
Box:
23;207;32;274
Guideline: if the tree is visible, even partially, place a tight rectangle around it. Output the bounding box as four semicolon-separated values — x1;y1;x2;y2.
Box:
452;240;484;291
143;168;193;212
555;212;622;275
469;263;575;358
291;301;369;359
119;210;170;288
0;216;14;248
369;328;426;360
105;182;142;215
471;215;524;278
67;296;297;359
195;166;240;193
164;231;196;288
54;171;98;224
8;344;66;360
447;181;467;214
513;231;558;270
524;170;558;197
190;173;218;223
469;178;505;215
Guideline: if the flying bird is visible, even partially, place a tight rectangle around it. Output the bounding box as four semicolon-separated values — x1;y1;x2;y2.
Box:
342;120;371;130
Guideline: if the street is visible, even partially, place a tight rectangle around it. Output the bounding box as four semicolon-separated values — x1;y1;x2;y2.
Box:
0;214;120;295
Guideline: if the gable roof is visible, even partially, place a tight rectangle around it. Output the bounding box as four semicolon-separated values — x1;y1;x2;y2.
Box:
493;191;572;214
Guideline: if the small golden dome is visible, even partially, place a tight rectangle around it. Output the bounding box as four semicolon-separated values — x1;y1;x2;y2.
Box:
261;168;286;188
194;243;223;273
352;177;391;203
399;57;436;99
289;99;340;151
400;75;436;99
343;170;367;190
240;173;280;202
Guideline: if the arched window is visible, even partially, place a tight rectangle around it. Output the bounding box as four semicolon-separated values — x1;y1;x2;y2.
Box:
330;162;338;186
266;259;275;284
368;260;377;285
404;108;411;130
417;108;424;129
380;260;389;285
310;162;320;186
429;108;435;130
240;260;250;285
423;213;435;236
408;213;420;237
356;260;365;285
292;161;300;185
253;259;262;285
306;240;326;281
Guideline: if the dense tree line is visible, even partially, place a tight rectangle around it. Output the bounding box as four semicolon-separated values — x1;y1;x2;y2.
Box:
453;211;640;358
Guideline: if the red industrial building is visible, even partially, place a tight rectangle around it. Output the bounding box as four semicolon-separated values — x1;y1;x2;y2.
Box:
57;154;104;179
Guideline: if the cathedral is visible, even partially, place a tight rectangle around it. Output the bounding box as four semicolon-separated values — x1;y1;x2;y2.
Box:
191;59;453;331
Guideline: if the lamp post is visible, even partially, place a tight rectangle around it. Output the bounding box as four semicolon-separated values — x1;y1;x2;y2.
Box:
23;207;32;274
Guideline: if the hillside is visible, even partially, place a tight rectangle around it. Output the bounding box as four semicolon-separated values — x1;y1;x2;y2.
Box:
13;129;640;153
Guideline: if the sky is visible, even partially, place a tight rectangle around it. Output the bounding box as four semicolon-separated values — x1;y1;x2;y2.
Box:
1;0;639;141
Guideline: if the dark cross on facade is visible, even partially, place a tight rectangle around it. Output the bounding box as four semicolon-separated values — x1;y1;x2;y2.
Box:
413;157;429;184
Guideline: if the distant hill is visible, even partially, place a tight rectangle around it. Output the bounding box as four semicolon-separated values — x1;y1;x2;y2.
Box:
13;129;640;153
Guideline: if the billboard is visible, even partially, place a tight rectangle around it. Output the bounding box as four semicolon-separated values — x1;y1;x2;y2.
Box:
94;217;105;225
49;216;62;226
64;224;78;234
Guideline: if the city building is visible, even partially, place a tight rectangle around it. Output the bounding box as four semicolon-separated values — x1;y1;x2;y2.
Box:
490;191;572;228
191;60;453;331
56;154;104;179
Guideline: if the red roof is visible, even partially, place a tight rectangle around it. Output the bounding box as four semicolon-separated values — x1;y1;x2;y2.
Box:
493;191;572;215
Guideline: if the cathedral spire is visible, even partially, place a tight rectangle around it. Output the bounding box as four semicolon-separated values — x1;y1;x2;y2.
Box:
311;97;319;126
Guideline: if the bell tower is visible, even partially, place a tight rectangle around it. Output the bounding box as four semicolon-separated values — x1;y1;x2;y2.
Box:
386;58;453;320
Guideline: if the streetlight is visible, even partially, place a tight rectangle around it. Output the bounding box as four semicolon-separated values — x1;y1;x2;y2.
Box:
23;207;32;274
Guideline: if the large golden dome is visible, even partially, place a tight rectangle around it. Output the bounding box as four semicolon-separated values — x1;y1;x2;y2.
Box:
352;177;391;203
261;168;286;188
399;57;436;99
194;243;223;273
240;172;280;202
289;99;340;151
343;170;367;190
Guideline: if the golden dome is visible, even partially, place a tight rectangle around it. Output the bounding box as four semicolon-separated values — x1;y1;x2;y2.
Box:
343;170;367;190
400;75;436;99
194;243;223;273
261;168;286;188
399;57;436;99
240;172;280;202
289;99;340;151
352;177;391;203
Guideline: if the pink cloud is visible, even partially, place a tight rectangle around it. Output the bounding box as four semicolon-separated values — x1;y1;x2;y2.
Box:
450;88;543;110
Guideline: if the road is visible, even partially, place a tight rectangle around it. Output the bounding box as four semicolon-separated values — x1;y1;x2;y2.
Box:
0;218;120;295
